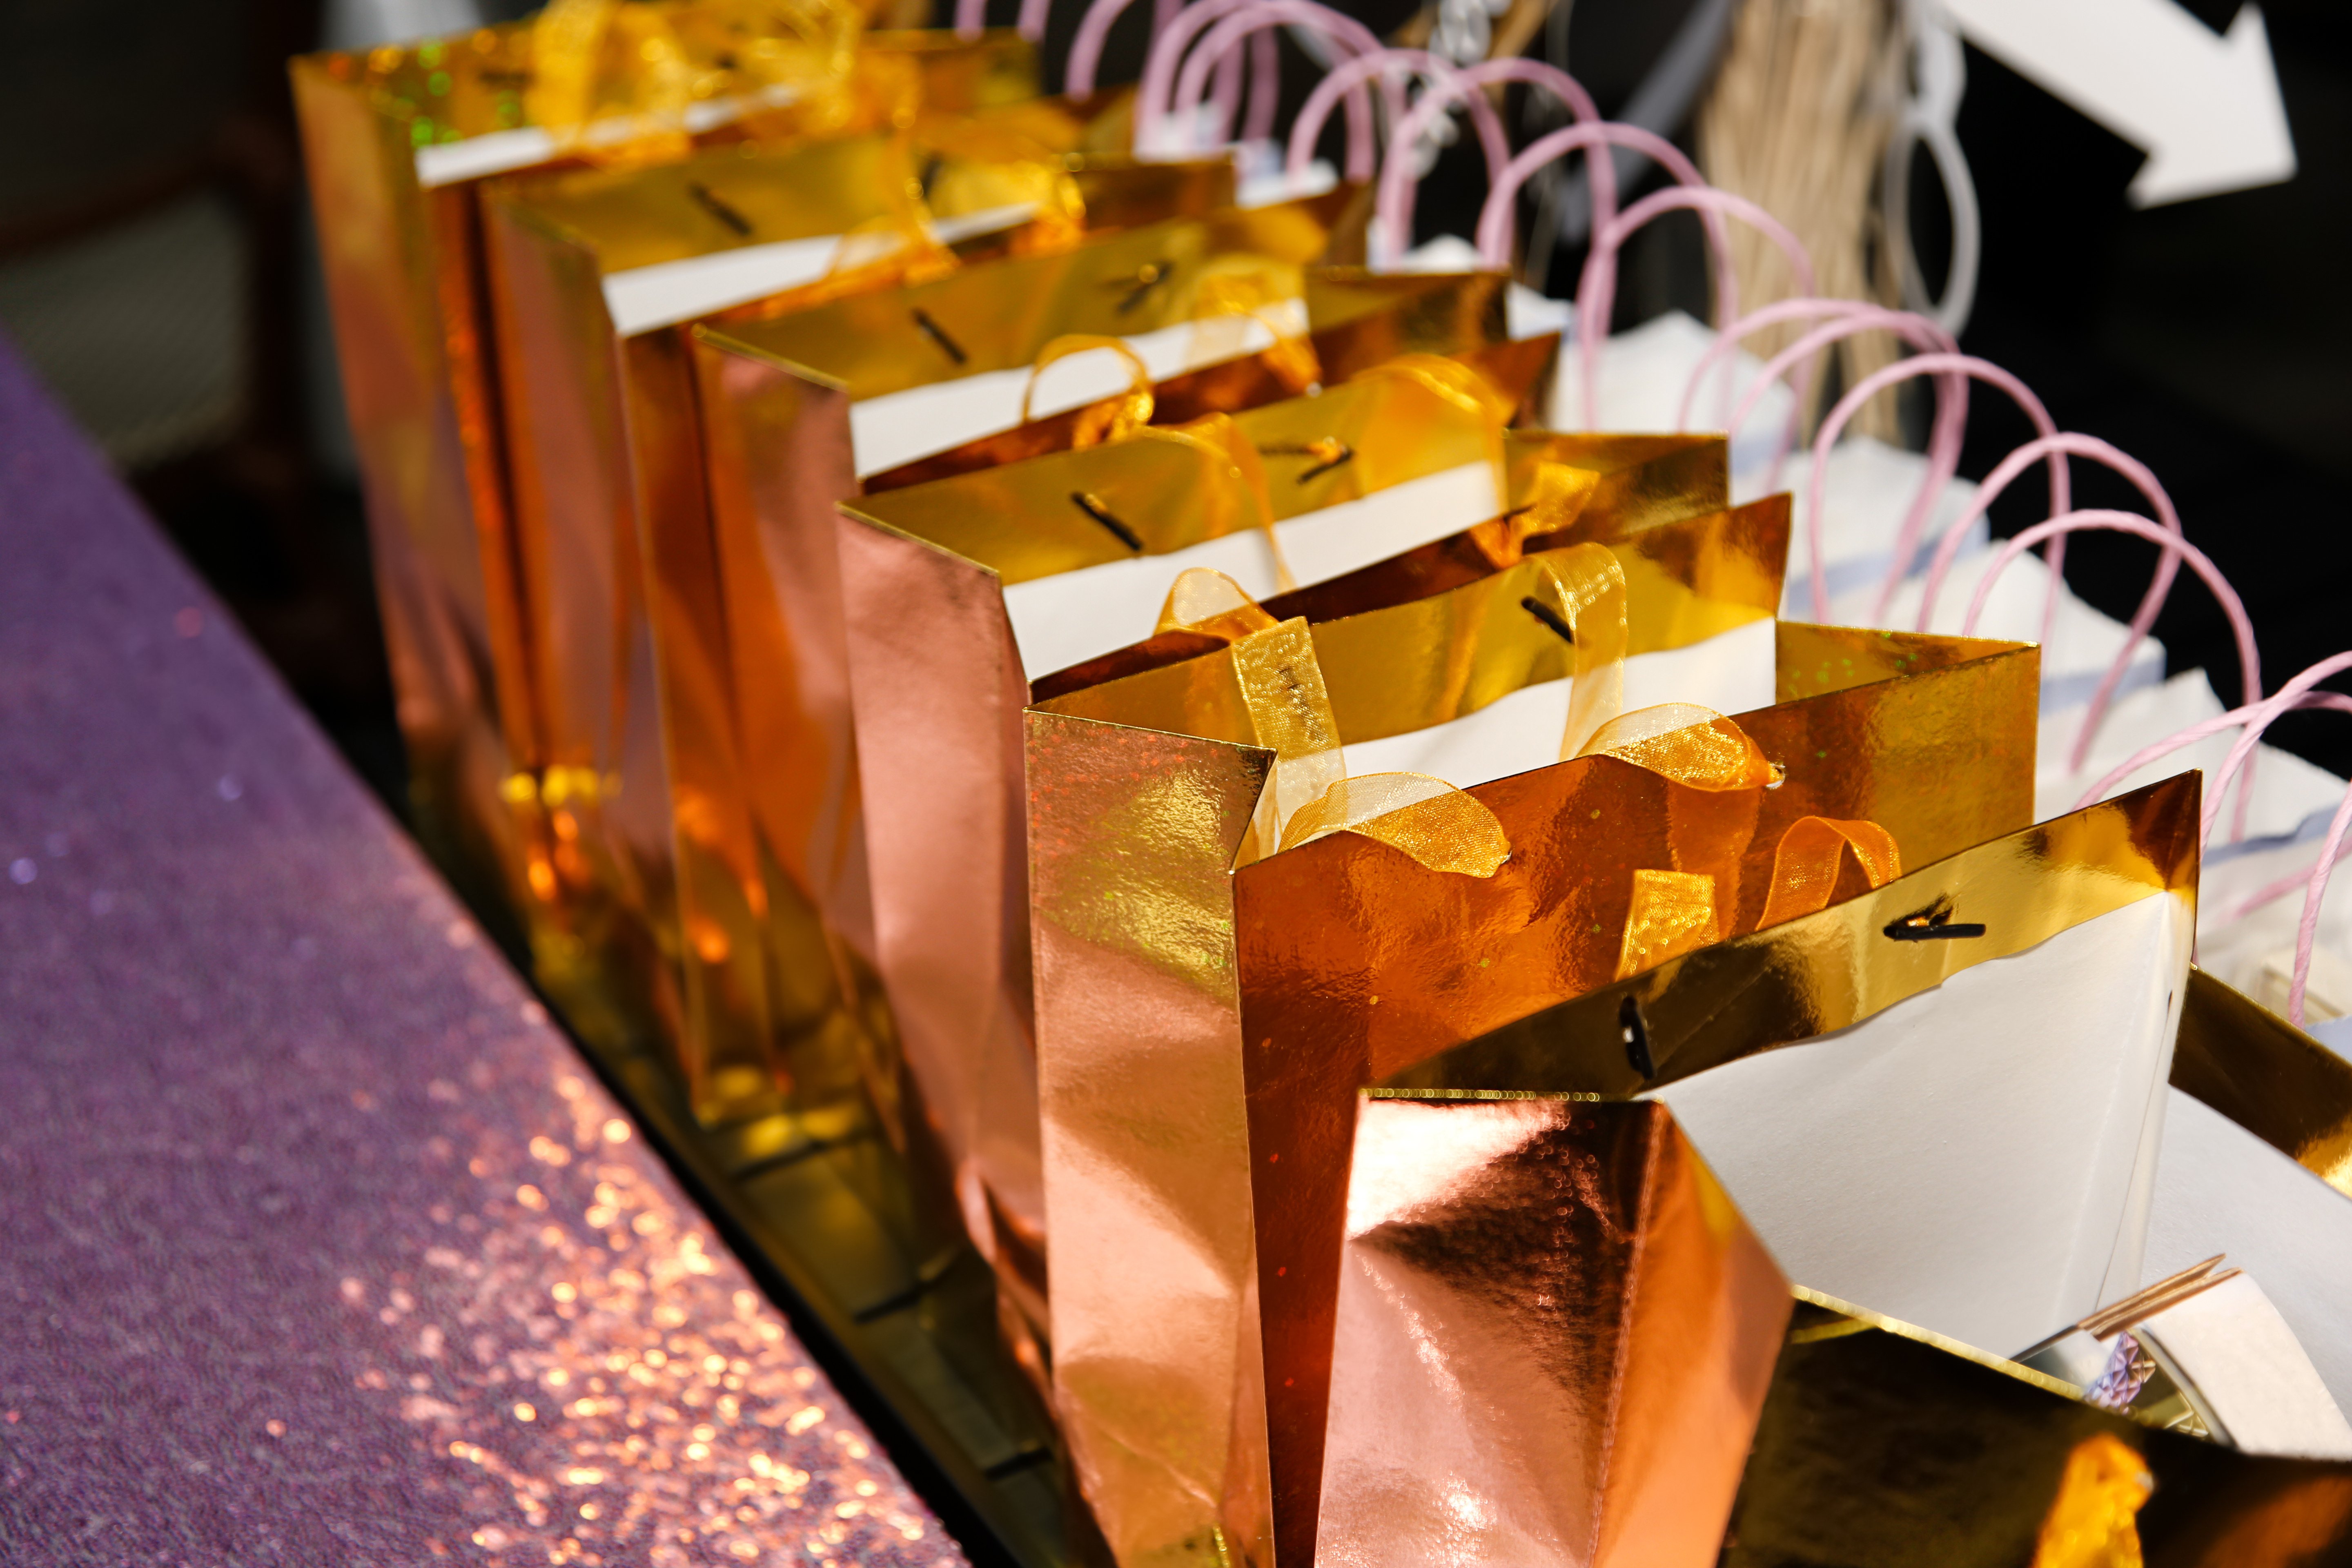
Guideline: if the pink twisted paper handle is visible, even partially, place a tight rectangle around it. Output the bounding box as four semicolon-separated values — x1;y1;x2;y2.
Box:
1686;303;1967;623
1561;185;1815;437
1372;60;1610;269
1810;354;2060;627
1173;3;1395;154
2073;653;2352;1030
1931;435;2248;778
1951;511;2260;844
1285;49;1508;187
1065;0;1200;97
1139;0;1393;155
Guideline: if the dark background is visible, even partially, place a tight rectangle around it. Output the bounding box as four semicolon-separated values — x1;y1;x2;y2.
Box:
3;0;2346;801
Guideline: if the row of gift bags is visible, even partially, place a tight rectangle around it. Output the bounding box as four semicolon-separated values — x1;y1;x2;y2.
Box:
297;3;2352;1563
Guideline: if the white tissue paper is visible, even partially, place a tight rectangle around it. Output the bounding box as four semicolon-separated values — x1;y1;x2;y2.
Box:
2145;1092;2352;1440
1649;890;2189;1359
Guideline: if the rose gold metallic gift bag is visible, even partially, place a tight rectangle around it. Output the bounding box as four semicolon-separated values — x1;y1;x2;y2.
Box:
1320;1095;1791;1568
291;0;1030;955
1026;608;2040;1566
479;128;1233;1052
647;200;1501;1128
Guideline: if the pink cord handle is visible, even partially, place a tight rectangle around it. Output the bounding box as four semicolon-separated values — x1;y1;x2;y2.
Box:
1241;27;1280;143
1144;0;1391;156
1937;435;2256;783
1566;186;1816;439
957;0;987;39
1286;49;1505;187
1066;0;1188;98
1173;5;1395;155
1372;60;1610;270
1956;513;2260;842
1468;126;1721;428
1810;354;2060;628
2290;778;2352;1026
2071;655;2352;1029
1017;0;1051;39
1688;305;1967;618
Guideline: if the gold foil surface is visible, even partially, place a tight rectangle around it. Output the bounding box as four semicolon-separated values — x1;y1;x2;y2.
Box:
834;342;1554;1378
861;272;1525;494
2170;966;2352;1200
291;11;1041;983
483;132;1232;1113
1030;621;2038;1568
1727;1292;2352;1566
1321;1096;1790;1566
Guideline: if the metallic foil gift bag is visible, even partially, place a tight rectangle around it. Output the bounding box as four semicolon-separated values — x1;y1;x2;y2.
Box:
837;454;1740;1395
1387;774;2200;1364
1320;1096;1791;1568
644;196;1419;1128
1027;579;2038;1564
480;129;1232;1056
291;1;1028;956
1726;1289;2352;1566
2151;969;2352;1419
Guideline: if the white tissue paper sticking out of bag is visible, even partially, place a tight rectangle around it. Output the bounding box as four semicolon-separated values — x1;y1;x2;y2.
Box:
2145;1089;2352;1438
1002;462;1501;682
1768;435;1989;619
1340;618;1776;790
847;302;1308;477
1649;891;2187;1359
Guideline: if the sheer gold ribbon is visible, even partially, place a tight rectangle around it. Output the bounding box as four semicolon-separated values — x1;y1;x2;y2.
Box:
1582;707;1902;979
1155;570;1506;876
1469;460;1601;567
1180;258;1321;393
527;0;866;167
1532;543;1628;760
1356;353;1516;503
1030;344;1291;588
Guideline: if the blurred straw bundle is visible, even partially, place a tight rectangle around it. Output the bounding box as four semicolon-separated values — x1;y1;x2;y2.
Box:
1699;0;1906;436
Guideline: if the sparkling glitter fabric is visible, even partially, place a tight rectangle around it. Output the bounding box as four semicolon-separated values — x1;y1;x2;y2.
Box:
0;336;965;1568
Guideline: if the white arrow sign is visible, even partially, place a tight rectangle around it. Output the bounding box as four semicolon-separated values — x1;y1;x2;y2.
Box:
1936;0;2296;206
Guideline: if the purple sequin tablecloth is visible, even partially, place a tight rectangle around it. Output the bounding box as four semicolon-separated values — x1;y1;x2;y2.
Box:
0;341;967;1567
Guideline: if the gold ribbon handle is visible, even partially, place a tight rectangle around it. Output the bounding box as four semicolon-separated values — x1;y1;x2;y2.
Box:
1756;816;1903;929
1178;257;1316;389
1158;573;1506;876
1528;544;1628;761
1356;353;1516;502
527;0;694;166
1474;461;1600;566
1022;335;1156;447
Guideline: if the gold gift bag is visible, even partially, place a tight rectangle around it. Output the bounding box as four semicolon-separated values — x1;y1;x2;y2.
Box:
481;131;1232;1054
1728;1289;2352;1566
646;195;1394;1128
290;1;1025;945
1026;619;2037;1568
1322;1096;1791;1568
2144;969;2352;1422
835;411;1701;1375
1386;772;2197;1356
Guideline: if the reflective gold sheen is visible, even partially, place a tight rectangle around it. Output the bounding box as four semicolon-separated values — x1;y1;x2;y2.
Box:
1726;1293;2352;1566
2170;966;2352;1198
292;13;1041;962
1321;1097;1790;1566
484;135;1232;1113
833;342;1547;1414
1030;617;2037;1568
